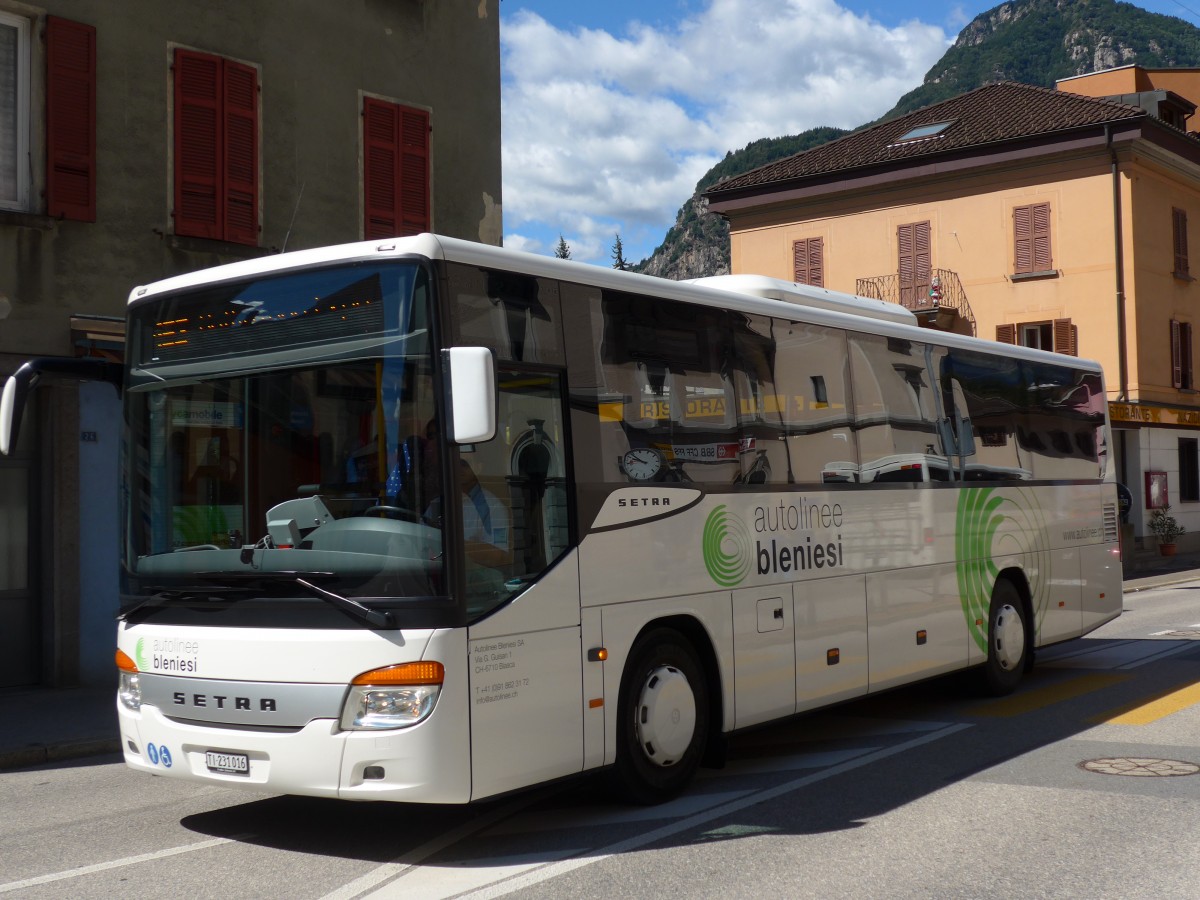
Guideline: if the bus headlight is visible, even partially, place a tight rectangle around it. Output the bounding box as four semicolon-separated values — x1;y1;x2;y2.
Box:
116;648;141;711
341;662;444;731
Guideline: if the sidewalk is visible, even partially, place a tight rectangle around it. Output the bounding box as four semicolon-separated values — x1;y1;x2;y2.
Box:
5;555;1200;772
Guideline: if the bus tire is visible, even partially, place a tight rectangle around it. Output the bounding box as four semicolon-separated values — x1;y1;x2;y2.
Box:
614;628;710;804
982;579;1028;696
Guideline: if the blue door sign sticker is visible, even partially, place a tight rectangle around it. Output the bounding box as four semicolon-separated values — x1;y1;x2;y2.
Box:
147;743;159;765
160;746;173;768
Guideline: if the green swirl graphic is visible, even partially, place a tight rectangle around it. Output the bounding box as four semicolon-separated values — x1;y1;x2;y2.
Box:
135;637;148;671
955;487;1050;653
703;505;752;587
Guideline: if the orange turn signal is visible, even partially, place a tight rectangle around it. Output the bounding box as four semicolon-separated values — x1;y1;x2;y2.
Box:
115;648;138;673
351;661;444;686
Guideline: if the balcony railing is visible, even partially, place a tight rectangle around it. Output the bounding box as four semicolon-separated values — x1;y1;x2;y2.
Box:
855;268;976;336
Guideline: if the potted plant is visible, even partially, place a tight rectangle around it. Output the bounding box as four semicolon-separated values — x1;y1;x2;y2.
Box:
1148;505;1185;556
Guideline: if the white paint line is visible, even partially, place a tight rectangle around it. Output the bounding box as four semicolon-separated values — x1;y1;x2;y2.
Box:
394;722;972;900
485;790;754;837
319;789;554;900
0;837;234;894
1118;641;1196;669
364;848;585;899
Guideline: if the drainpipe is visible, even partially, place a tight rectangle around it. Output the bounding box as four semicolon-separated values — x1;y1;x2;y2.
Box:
1106;123;1129;402
1106;123;1131;491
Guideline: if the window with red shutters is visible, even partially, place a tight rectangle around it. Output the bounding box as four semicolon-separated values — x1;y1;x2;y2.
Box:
363;96;429;239
897;221;930;307
173;49;259;245
1013;203;1052;275
46;17;96;221
791;237;823;287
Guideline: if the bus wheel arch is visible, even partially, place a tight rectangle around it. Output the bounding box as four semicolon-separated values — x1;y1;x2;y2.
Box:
982;571;1033;695
613;618;719;803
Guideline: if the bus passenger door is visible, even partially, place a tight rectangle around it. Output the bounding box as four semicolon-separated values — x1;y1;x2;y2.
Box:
461;368;584;800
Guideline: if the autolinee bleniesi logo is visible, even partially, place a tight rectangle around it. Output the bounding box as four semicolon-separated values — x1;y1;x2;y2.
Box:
702;505;753;586
135;637;149;671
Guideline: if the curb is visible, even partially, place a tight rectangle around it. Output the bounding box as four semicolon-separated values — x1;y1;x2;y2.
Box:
0;738;122;773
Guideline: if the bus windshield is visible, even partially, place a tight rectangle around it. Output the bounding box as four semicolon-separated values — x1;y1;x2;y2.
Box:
121;262;448;616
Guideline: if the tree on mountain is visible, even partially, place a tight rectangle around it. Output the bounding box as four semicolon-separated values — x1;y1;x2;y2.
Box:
611;234;629;270
554;235;571;259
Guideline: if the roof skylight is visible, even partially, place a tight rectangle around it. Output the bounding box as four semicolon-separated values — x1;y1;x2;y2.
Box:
894;121;954;142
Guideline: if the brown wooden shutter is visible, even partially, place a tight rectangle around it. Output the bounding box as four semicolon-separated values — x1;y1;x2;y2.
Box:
1172;319;1183;389
1184;322;1195;390
1014;203;1051;274
1174;208;1189;277
46;17;96;221
792;238;823;287
174;49;222;239
1052;318;1077;356
898;222;930;306
398;105;429;236
996;324;1016;344
222;60;258;245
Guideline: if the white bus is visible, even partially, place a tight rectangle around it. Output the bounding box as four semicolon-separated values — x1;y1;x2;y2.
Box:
0;234;1122;804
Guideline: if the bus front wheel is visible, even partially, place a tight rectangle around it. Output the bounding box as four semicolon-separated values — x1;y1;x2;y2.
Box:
982;579;1028;696
614;629;710;804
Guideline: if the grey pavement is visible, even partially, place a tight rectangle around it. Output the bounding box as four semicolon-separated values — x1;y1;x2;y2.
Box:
4;554;1200;772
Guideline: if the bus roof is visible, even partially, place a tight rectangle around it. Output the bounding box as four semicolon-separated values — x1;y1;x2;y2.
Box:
127;233;1104;374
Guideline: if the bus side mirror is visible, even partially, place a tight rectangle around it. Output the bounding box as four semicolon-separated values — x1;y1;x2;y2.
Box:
0;375;20;456
445;347;496;444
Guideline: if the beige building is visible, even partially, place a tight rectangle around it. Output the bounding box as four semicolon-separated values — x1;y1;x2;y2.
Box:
0;0;502;688
704;69;1200;565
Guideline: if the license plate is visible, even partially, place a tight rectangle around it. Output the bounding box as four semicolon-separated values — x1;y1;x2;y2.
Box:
205;750;250;775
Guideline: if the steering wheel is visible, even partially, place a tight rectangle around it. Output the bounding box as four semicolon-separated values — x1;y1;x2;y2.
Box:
363;505;421;523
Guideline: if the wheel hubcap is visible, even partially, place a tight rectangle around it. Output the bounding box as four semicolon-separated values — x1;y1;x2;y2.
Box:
634;664;696;767
993;603;1025;671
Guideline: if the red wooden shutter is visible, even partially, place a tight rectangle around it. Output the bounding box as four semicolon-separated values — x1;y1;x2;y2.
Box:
222;60;258;245
996;324;1016;344
1174;208;1189;277
364;97;399;239
1053;318;1077;357
398;105;429;236
46;17;96;221
1172;320;1183;389
792;238;823;287
174;49;222;239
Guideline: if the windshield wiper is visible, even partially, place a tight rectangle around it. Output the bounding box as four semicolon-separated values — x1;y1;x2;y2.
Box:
194;571;396;629
122;584;257;625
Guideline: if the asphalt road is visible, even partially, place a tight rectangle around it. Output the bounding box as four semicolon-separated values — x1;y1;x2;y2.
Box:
3;584;1200;899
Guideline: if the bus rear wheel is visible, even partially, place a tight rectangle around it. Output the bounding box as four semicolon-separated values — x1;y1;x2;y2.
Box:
614;629;710;804
982;579;1028;696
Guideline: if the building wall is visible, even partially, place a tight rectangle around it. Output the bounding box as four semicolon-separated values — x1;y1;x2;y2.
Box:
727;154;1126;380
0;0;502;687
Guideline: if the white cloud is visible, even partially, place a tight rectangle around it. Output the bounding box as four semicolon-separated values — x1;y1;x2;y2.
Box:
501;0;950;265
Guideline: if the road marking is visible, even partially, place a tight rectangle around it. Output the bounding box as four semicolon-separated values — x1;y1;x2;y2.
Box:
966;674;1129;717
319;790;555;900
0;837;235;894
351;722;971;900
1093;680;1200;725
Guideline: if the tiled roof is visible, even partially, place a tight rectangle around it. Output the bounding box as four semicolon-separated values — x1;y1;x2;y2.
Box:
706;82;1149;196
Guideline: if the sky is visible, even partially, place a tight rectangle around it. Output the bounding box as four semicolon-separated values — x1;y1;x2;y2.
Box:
498;0;1200;267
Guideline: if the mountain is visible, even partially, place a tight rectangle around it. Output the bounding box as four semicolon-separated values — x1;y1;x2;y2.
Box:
635;0;1200;279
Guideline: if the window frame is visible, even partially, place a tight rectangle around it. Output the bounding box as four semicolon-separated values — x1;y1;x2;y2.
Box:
996;319;1076;356
1180;437;1199;503
0;8;31;212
